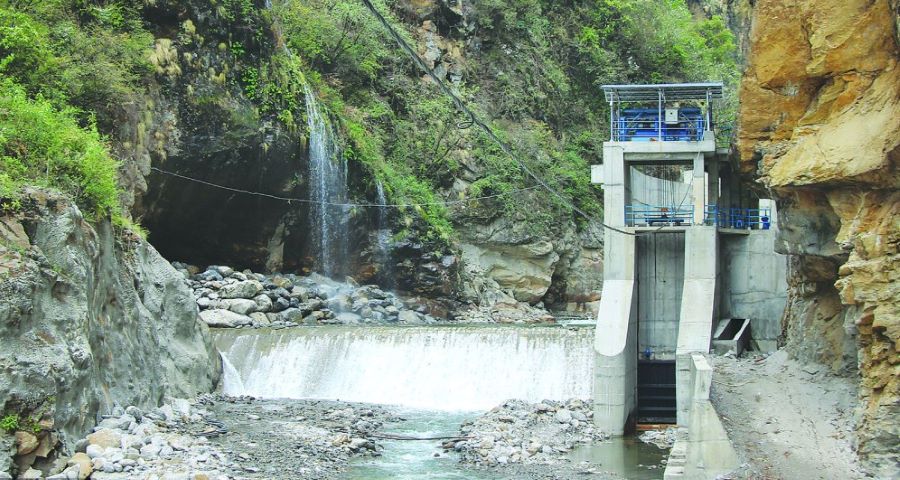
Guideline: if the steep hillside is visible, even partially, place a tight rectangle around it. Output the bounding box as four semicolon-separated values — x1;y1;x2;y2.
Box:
1;0;739;317
737;0;899;475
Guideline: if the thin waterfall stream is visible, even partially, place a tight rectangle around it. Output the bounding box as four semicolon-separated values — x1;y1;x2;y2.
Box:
304;84;349;278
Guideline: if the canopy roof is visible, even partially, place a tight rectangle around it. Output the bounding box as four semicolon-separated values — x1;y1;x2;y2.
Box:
601;83;724;102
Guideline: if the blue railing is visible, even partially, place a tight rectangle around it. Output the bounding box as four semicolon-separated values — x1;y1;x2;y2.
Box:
613;107;706;142
626;205;773;229
704;206;772;229
625;205;693;226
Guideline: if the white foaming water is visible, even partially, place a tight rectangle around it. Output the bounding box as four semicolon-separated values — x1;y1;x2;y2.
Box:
374;181;393;286
215;326;594;411
304;83;349;278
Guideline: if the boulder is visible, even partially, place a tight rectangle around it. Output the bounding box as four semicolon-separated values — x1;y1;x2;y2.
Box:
253;294;273;313
249;312;270;326
14;432;39;456
219;280;263;299
199;309;252;328
398;310;422;324
67;453;92;480
219;298;257;315
87;429;121;449
335;312;362;324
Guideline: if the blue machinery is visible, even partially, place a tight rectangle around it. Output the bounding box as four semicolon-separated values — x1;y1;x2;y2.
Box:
602;83;723;142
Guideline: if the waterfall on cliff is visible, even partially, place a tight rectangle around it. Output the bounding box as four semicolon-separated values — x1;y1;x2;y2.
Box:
304;84;349;278
374;181;394;287
216;326;594;411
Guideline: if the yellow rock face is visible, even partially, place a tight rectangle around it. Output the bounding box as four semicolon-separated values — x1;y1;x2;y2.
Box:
737;0;899;475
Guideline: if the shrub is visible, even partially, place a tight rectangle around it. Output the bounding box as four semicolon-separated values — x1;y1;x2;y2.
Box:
0;80;121;220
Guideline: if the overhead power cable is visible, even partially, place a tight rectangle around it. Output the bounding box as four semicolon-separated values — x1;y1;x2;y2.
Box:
149;166;540;208
358;0;641;237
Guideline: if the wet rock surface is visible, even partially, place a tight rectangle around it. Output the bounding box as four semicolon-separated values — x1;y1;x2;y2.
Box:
453;399;605;467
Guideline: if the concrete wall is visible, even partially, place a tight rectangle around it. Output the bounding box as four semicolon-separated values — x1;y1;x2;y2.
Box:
593;230;638;436
664;354;738;480
720;229;788;351
637;232;686;358
629;167;693;207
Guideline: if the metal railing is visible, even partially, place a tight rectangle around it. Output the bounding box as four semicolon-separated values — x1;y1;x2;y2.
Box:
625;205;694;226
625;205;773;229
704;206;772;229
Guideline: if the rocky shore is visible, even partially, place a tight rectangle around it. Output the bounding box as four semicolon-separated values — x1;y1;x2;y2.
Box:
451;399;605;467
27;395;395;480
179;264;561;328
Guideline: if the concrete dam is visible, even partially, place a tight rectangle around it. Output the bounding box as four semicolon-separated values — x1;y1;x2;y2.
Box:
215;325;595;411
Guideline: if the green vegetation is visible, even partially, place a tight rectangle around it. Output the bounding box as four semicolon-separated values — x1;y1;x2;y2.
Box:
273;0;737;241
0;80;120;220
0;413;18;433
0;0;738;247
0;1;156;225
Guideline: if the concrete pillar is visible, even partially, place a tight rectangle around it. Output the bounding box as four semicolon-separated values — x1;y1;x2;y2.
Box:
707;158;719;223
593;228;637;435
602;145;627;227
691;154;706;224
675;227;718;426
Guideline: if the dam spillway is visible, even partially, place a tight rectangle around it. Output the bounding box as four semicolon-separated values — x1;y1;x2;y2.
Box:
214;325;594;411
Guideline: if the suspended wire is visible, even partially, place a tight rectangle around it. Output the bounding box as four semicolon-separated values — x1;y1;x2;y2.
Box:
358;0;645;237
149;166;541;208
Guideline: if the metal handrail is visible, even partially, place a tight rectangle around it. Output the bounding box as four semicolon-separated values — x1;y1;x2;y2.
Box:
625;205;693;226
626;205;773;229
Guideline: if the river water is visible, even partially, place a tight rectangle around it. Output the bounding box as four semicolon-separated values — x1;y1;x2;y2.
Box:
214;325;666;479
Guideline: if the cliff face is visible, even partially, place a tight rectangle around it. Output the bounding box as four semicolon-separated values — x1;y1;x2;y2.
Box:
0;190;219;475
737;0;899;475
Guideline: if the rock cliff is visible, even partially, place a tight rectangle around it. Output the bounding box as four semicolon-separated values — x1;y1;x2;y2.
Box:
0;190;219;475
737;0;899;475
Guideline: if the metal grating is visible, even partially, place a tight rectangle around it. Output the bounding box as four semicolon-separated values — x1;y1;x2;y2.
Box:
602;83;724;102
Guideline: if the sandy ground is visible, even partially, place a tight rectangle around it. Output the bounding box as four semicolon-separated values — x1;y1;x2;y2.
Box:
711;350;868;480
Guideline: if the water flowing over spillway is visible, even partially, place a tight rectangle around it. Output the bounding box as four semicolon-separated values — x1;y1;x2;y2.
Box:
215;326;594;411
304;84;349;277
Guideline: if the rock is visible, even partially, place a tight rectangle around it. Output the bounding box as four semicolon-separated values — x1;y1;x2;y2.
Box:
15;431;39;455
67;452;92;480
327;294;352;312
139;443;161;460
218;298;258;315
397;310;422;324
19;468;42;479
249;312;270;326
270;276;293;289
125;406;143;421
0;191;218;475
231;271;248;281
272;297;291;312
87;429;121;449
199;309;252;328
213;266;234;277
555;409;572;423
279;308;305;324
85;444;104;459
253;294;273;313
335;312;362;324
47;465;80;480
738;1;900;475
219;280;263;299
